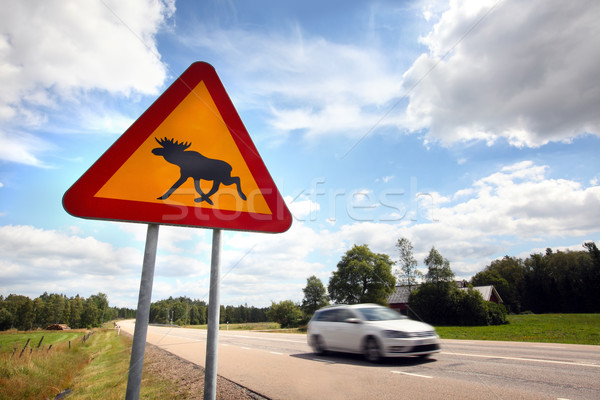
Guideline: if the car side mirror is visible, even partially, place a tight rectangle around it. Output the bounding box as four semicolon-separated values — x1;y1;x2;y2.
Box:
344;318;362;324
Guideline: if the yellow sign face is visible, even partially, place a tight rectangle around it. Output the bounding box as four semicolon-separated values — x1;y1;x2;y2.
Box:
94;81;271;215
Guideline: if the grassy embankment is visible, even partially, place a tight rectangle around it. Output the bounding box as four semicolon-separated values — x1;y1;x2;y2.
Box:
0;328;176;400
436;313;600;345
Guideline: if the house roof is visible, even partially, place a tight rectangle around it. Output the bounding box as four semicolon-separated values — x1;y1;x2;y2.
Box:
387;285;417;304
463;285;503;303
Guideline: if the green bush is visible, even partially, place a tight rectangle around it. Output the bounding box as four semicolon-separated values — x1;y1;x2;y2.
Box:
267;300;303;328
408;282;455;325
485;302;508;325
409;283;508;326
454;289;488;326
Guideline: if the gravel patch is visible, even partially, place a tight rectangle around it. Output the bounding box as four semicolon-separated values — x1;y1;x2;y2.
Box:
143;342;270;400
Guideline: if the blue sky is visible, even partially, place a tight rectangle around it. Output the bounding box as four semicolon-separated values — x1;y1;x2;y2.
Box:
1;0;599;308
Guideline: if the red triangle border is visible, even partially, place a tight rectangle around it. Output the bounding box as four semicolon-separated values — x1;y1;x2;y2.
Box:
63;62;292;233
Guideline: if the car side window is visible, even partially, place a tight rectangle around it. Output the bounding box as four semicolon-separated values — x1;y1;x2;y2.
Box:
336;309;354;322
316;309;336;322
328;310;341;322
316;308;359;322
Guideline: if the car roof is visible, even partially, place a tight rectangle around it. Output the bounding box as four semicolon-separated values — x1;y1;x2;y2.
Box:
316;303;382;311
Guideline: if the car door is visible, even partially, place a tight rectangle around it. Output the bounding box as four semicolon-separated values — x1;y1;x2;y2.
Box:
315;309;340;350
333;309;364;353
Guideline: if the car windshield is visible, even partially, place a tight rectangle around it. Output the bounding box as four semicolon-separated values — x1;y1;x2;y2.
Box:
355;307;406;321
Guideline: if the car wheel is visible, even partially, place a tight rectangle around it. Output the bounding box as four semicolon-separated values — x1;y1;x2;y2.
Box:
311;335;326;355
363;337;381;363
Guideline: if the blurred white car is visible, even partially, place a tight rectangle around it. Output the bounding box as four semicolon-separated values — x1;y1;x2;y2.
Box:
307;303;441;362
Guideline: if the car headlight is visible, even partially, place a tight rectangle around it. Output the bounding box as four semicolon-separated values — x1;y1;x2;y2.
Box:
383;330;410;338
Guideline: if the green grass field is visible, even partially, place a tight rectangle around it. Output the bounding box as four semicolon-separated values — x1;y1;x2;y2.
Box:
0;330;85;354
435;314;600;345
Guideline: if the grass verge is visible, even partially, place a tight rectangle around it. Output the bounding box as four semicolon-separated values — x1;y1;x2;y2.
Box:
188;322;281;331
435;313;600;345
0;329;179;400
0;331;91;400
68;330;176;400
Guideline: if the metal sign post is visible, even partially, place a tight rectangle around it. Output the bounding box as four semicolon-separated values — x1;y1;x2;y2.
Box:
126;224;160;400
204;229;222;400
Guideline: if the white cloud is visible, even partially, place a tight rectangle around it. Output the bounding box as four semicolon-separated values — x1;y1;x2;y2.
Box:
119;223;210;254
0;129;54;167
405;160;600;274
0;225;143;307
404;0;600;147
0;225;140;274
155;254;209;278
0;0;173;100
0;0;175;165
181;26;407;141
285;195;320;220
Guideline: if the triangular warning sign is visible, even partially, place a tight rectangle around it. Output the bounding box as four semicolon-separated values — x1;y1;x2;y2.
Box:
63;62;292;233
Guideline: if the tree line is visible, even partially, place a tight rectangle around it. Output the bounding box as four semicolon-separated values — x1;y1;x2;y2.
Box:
0;292;271;331
149;296;269;326
471;242;600;314
0;292;136;331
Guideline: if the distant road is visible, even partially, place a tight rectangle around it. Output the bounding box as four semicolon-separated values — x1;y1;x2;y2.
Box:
119;321;600;400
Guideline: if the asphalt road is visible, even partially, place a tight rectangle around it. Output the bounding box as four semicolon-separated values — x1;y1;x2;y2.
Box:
119;321;600;400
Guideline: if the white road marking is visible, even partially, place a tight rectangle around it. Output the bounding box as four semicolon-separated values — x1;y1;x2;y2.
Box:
269;351;283;355
444;352;600;368
220;333;306;344
391;371;433;379
241;347;253;350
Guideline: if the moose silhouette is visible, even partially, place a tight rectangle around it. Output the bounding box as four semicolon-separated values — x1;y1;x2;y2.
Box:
152;137;247;205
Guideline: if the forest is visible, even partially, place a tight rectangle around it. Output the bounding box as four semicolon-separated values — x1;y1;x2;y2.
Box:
471;242;600;314
149;297;269;326
0;292;269;331
0;292;135;331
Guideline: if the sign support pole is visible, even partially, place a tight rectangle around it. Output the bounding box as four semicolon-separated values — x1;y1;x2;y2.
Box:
203;228;222;400
126;223;160;400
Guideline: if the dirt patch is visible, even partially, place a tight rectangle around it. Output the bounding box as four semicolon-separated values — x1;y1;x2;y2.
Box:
143;342;269;400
